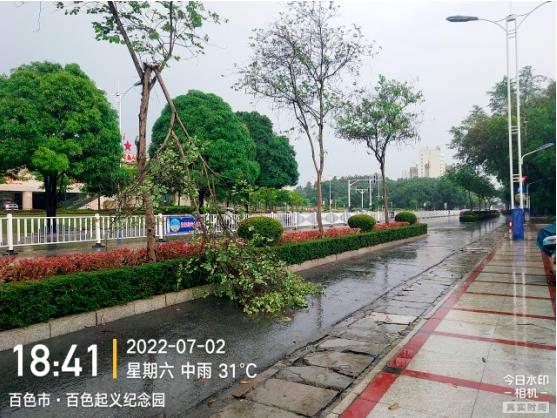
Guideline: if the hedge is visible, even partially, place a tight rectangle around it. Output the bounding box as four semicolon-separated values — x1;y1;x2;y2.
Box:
347;214;376;232
274;223;427;265
395;211;418;224
459;210;500;222
0;259;204;330
237;216;284;245
0;223;427;330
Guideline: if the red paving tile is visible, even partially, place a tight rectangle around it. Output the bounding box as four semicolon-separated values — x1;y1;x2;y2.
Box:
337;236;556;418
341;398;376;418
401;369;556;403
464;291;552;300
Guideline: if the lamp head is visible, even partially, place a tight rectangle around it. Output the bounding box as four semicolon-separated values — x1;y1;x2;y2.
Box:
446;16;479;23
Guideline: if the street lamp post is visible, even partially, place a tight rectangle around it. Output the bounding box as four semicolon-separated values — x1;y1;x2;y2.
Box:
115;81;137;138
348;177;372;211
329;178;332;211
520;142;554;169
520;143;554;215
447;1;550;240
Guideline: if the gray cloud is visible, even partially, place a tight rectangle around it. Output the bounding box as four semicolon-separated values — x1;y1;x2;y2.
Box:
0;1;554;185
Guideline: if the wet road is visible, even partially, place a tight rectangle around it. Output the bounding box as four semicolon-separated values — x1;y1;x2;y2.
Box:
0;217;504;417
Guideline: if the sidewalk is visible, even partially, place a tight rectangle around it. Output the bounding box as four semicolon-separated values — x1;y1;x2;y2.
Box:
337;225;556;418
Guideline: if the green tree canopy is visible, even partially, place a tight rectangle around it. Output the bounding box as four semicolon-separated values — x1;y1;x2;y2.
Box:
150;90;260;204
236;111;299;188
235;2;371;234
336;75;424;221
296;175;469;210
0;61;122;217
445;165;498;210
450;67;555;214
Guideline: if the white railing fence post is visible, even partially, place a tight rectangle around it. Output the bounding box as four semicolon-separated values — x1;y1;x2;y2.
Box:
157;213;165;241
6;213;14;254
92;213;103;248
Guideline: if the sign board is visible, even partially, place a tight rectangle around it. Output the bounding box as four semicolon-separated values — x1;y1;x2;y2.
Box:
166;215;200;235
388;211;395;219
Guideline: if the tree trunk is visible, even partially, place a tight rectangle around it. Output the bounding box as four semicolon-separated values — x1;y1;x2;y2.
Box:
380;163;389;224
44;173;58;231
315;172;324;235
97;195;101;211
468;191;473;209
198;188;206;208
315;124;325;235
137;65;156;262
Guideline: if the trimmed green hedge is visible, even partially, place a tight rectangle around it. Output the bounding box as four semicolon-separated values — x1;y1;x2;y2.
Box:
274;223;427;265
459;210;500;222
395;211;418;224
237;216;284;245
0;223;427;330
0;259;204;330
348;214;376;232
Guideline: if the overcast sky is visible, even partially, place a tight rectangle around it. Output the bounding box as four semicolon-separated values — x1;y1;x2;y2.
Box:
0;1;555;185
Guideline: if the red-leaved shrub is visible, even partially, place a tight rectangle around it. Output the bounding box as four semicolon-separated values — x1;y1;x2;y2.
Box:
374;221;409;230
0;240;203;283
279;227;358;244
0;222;411;283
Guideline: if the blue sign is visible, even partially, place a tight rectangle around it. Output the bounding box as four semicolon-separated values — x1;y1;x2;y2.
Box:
166;215;200;235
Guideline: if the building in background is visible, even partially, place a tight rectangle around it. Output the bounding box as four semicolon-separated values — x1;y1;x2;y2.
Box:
402;146;447;179
0;170;83;210
0;136;136;210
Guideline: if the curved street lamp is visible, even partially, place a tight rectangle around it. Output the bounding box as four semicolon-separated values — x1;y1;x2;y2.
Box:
520;142;554;166
115;82;138;137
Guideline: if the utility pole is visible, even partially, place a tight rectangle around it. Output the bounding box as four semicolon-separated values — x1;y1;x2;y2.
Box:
349;177;374;211
368;176;372;208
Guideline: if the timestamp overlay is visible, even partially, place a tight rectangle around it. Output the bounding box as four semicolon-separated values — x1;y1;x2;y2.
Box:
0;291;346;418
0;299;273;417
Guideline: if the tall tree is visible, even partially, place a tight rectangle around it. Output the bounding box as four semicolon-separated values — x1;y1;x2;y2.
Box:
61;1;219;260
236;111;299;189
336;75;423;223
150;90;260;205
235;2;370;234
451;68;555;214
445;165;497;209
0;62;121;218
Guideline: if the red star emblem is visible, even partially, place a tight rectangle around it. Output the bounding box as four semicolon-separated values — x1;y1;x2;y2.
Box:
124;141;132;151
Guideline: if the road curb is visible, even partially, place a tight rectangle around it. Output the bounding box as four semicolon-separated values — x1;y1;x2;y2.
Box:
0;284;212;352
288;235;427;273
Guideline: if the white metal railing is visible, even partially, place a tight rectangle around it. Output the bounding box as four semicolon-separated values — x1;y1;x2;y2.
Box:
0;209;461;251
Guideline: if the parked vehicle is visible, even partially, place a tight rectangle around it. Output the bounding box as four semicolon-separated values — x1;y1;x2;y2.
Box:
0;200;18;210
537;223;556;280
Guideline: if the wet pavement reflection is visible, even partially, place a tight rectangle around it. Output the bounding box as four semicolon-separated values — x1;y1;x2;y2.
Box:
0;217;504;417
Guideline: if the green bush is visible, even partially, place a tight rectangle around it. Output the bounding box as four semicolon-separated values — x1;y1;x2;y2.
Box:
179;240;321;315
275;223;427;265
157;205;226;214
0;258;204;330
395;211;418;224
158;205;196;214
237;216;284;245
459;210;500;222
347;214;376;232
